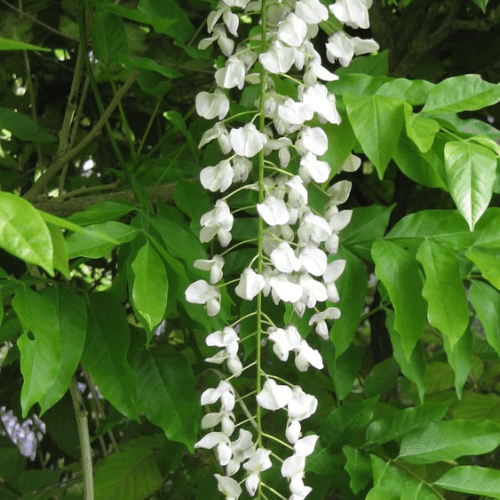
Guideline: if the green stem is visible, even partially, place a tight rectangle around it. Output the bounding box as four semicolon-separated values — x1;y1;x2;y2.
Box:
69;376;94;500
138;96;163;156
256;9;268;500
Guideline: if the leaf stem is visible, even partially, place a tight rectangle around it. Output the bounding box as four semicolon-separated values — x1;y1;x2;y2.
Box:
69;376;94;500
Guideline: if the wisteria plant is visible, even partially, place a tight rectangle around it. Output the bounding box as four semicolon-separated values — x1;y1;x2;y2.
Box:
2;0;500;499
185;1;378;498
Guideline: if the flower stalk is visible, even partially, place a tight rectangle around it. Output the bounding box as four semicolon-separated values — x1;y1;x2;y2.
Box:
185;0;378;498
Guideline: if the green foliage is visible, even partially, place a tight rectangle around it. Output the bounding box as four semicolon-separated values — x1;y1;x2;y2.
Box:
1;0;500;498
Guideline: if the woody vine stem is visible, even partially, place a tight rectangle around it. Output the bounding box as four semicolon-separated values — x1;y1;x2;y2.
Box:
185;0;378;498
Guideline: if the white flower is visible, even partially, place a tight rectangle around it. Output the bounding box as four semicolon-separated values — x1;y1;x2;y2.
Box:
215;56;246;89
243;448;273;496
329;0;372;29
195;432;232;466
201;380;235;411
297;213;332;245
282;434;319;494
199;24;234;56
309;307;341;339
326;180;352;206
185;279;221;316
268;326;302;361
196;89;230;120
229;123;268;157
269;274;304;304
295;0;329;24
259;40;296;74
233;156;253;182
215;474;242;500
341;153;362;172
200;199;234;247
329;209;353;232
296;127;328;156
326;31;379;67
194;255;225;284
295;340;323;372
278;13;308;48
202;410;236;436
286;176;308;207
256;379;294;410
235;268;266;300
323;259;346;302
227;429;255;475
298;245;327;276
199;122;232;153
278;98;314;126
200;160;234;192
270;242;302;274
300;84;341;125
206;327;239;358
257;196;290;226
298;273;328;308
299;153;330;184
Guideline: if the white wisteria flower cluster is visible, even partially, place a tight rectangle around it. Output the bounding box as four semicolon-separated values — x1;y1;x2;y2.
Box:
185;0;378;498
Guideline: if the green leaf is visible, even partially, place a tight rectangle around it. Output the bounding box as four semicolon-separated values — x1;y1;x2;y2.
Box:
469;280;500;356
0;37;50;51
0;192;53;275
13;287;61;416
343;445;372;494
466;247;500;289
416;240;469;347
329;74;391;96
0;107;56;143
364;357;399;398
89;10;129;64
365;403;450;449
393;132;447;189
164;110;198;158
131;242;168;331
451;391;500;425
399;419;500;464
93;447;163;500
366;455;408;500
116;54;182;79
67;201;135;226
344;94;405;178
472;0;490;12
150;216;206;273
422;75;500;114
340;205;395;261
330;343;362;400
321;397;378;449
336;51;389;77
401;481;438;500
174;179;211;219
423;362;455;394
330;249;367;358
134;346;200;451
372;240;427;359
321;110;356;175
434;466;500;498
82;293;138;420
444;326;472;399
386;310;426;402
376;79;435;106
404;104;440;153
137;0;194;41
444;140;497;230
38;288;87;415
47;225;70;279
66;221;139;259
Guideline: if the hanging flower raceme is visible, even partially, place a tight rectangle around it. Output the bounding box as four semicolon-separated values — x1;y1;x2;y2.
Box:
185;0;377;498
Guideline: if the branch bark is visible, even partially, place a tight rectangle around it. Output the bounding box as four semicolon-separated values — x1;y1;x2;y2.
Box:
23;69;140;203
33;181;179;217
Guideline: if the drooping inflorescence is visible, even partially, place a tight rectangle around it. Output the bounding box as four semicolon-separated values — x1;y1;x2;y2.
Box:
185;0;378;498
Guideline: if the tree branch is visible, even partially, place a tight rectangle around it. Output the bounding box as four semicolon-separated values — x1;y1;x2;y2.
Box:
23;69;140;202
33;181;179;217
